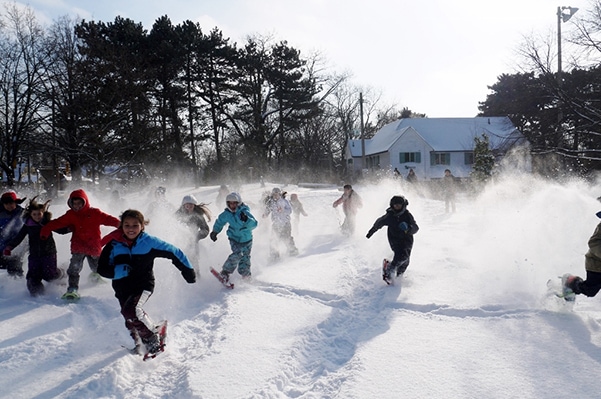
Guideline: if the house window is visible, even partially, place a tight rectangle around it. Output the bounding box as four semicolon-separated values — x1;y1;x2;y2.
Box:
430;152;450;165
399;152;421;163
464;152;474;165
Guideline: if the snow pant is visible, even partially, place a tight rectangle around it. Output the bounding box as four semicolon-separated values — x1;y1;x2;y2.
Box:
223;239;253;277
67;253;99;290
0;254;23;277
341;213;357;236
26;254;62;296
574;270;601;297
114;287;156;343
270;222;297;258
388;242;412;276
444;194;456;213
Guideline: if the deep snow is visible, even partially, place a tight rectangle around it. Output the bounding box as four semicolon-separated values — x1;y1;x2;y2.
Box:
2;176;601;399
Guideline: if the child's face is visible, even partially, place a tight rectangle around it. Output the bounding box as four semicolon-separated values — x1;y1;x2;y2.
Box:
183;203;195;212
31;209;43;222
227;201;238;211
122;217;143;240
71;198;84;211
2;201;16;211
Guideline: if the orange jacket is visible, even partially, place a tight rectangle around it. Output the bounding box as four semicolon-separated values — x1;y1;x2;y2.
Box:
40;189;120;256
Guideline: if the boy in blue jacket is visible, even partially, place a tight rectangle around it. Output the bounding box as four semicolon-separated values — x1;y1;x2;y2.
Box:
210;192;258;282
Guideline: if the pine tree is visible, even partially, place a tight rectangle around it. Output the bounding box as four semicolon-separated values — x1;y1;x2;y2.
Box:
471;133;495;182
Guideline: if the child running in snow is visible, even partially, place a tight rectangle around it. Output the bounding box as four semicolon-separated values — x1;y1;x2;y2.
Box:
263;187;298;260
210;192;258;282
0;190;26;277
4;197;68;296
333;184;363;236
366;195;419;284
175;194;212;270
289;193;308;236
98;209;196;356
40;189;120;299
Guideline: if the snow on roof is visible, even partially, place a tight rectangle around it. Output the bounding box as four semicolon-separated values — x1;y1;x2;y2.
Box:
349;117;525;156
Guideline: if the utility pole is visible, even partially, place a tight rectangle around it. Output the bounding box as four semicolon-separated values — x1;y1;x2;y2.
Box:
360;92;366;171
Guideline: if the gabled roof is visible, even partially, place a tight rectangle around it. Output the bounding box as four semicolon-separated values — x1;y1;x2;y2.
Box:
348;117;526;156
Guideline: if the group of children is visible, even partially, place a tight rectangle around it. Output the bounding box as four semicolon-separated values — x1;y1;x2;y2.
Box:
0;184;425;356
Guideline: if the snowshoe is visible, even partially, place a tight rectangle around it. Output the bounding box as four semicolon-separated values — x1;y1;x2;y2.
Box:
61;287;80;301
560;274;579;302
143;320;167;361
210;267;234;289
382;259;393;285
88;272;106;284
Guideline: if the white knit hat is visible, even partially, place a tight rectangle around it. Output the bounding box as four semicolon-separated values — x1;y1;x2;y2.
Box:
181;194;199;206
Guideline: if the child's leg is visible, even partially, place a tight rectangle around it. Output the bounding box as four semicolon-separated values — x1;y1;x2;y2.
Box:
223;240;245;274
86;255;99;273
26;256;44;296
576;270;601;297
236;241;253;277
390;245;412;275
119;290;156;342
67;253;85;290
40;254;62;281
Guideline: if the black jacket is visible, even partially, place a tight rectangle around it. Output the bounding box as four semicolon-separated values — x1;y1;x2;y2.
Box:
368;207;419;248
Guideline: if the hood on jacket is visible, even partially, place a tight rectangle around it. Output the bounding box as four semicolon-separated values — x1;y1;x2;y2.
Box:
67;189;90;211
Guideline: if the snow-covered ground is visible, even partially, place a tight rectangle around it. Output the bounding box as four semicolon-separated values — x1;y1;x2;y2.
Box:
2;176;601;399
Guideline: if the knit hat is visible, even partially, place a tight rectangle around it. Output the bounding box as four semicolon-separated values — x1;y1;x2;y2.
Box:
272;187;282;195
225;192;242;203
1;190;25;204
181;194;198;206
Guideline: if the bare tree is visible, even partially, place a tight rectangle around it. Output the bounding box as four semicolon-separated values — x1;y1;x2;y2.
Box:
0;3;48;185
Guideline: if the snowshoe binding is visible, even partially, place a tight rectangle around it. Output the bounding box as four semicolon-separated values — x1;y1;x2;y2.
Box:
559;273;579;302
143;320;167;361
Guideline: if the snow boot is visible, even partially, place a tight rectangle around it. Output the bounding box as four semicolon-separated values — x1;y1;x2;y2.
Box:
561;273;582;301
143;333;161;355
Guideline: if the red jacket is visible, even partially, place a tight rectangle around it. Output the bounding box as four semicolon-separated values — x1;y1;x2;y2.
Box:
40;189;120;256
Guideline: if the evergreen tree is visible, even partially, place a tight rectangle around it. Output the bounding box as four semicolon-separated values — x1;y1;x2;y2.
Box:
471;133;495;183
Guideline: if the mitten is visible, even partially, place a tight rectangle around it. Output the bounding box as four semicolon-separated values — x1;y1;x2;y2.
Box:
399;222;409;232
3;247;11;256
366;229;376;239
210;231;218;242
181;267;196;283
240;212;248;222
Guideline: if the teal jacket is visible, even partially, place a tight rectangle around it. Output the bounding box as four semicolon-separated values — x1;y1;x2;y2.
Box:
212;203;258;244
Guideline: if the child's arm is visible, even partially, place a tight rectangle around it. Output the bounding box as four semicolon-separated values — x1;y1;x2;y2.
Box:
5;224;28;252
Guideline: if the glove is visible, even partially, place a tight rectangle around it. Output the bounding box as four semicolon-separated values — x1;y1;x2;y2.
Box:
240;212;248;222
210;231;218;242
181;267;196;283
3;247;11;256
399;222;409;232
366;229;375;239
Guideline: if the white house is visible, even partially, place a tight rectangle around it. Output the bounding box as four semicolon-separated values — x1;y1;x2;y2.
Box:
345;116;529;180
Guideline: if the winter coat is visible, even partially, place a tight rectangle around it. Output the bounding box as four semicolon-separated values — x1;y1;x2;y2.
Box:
290;198;308;217
213;203;258;244
263;197;292;226
7;214;69;257
98;230;195;293
368;207;419;249
333;190;363;216
40;189;120;257
586;222;601;273
175;206;210;240
0;205;24;250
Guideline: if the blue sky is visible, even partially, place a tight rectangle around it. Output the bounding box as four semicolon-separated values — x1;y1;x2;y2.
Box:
6;0;588;117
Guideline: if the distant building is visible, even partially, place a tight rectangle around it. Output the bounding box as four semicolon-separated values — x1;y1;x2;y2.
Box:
345;116;529;180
